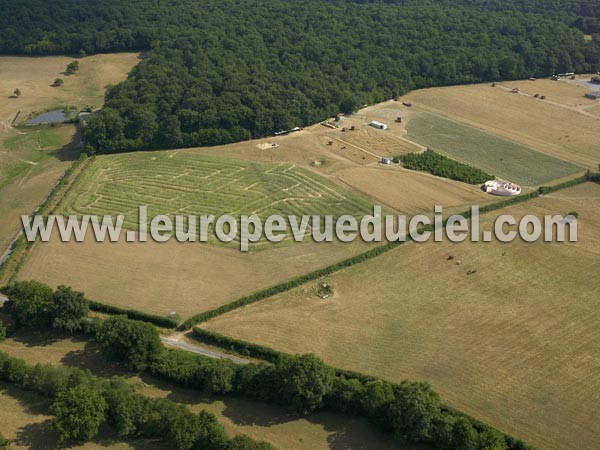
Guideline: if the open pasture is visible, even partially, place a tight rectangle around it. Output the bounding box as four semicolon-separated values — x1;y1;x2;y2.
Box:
334;127;422;158
334;166;491;215
405;112;582;186
403;82;600;170
17;221;376;318
60;151;374;233
0;53;139;250
204;182;600;450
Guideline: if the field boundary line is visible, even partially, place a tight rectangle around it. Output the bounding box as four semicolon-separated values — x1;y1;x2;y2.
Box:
0;153;94;284
408;110;584;175
181;175;592;330
411;103;596;170
187;327;534;450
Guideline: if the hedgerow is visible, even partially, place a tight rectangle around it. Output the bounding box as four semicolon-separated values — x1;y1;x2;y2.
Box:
396;150;493;184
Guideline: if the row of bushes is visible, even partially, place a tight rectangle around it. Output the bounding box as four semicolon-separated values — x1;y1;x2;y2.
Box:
395;150;493;184
0;351;272;449
191;328;378;384
0;278;177;330
88;300;178;329
190;328;532;450
101;316;533;450
180;239;406;328
1;282;533;449
182;175;596;330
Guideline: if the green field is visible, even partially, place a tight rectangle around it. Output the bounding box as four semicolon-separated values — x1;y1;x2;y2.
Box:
0;127;75;191
405;112;582;186
61;151;375;233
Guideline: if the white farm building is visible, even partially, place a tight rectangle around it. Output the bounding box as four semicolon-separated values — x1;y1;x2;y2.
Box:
369;121;388;130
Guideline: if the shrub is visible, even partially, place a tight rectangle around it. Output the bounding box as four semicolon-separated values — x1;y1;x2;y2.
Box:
52;383;108;442
66;60;79;74
3;280;54;328
96;316;163;371
88;300;178;328
0;321;6;342
0;432;9;450
228;435;275;450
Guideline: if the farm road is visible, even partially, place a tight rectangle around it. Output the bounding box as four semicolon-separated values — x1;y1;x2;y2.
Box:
0;293;248;365
161;333;249;365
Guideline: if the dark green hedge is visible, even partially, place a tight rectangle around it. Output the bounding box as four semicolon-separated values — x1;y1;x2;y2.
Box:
396;149;493;184
182;177;591;329
89;300;178;329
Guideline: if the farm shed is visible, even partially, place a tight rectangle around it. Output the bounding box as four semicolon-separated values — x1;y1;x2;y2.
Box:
585;91;600;100
370;120;388;130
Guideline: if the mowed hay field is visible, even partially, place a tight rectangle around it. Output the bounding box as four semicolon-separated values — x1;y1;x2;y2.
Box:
403;82;600;170
335;166;491;215
405;112;582;187
0;54;139;249
60;150;375;232
0;330;409;450
18;149;379;317
18;230;375;318
204;182;600;450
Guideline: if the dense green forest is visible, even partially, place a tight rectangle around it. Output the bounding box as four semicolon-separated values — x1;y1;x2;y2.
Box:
1;0;599;152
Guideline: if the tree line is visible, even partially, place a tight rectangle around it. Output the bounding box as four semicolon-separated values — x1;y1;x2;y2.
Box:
0;0;599;152
1;280;534;450
0;351;272;449
395;150;493;184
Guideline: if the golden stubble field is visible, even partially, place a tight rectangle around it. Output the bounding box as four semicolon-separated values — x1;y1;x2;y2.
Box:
15;104;499;316
402;79;600;169
17;228;378;318
204;182;600;450
0;54;140;250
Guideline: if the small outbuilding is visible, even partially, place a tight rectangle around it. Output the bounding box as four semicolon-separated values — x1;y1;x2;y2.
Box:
585;91;600;100
370;120;388;130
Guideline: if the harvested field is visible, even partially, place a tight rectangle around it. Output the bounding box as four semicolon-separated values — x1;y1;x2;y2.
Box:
17;228;375;318
585;103;600;117
60;151;374;233
403;82;600;170
0;330;411;450
335;127;422;158
499;77;597;108
405;112;582;186
335;166;491;214
0;53;139;250
204;182;600;450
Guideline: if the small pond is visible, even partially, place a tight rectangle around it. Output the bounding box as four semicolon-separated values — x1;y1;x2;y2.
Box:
25;109;69;125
